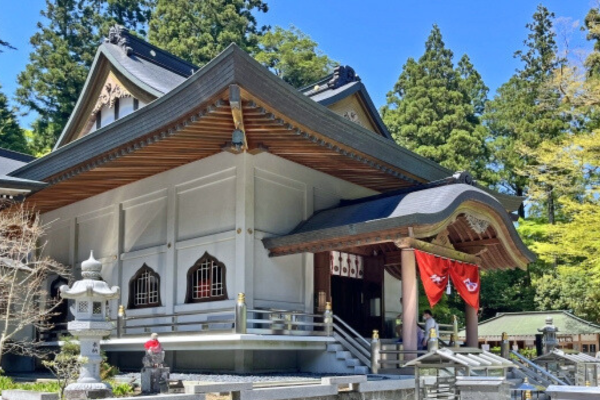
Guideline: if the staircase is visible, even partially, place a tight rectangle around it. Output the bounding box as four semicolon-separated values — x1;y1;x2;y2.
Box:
501;350;569;400
329;315;372;374
326;342;370;374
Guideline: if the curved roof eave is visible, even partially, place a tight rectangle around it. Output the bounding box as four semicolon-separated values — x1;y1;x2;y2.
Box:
262;184;536;265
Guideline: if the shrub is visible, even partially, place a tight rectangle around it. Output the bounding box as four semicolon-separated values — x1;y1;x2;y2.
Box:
109;382;134;397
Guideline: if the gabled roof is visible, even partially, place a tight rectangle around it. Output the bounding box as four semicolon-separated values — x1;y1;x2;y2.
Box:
403;348;513;369
300;66;393;140
54;26;198;149
9;37;524;220
11;44;450;185
262;182;535;270
464;311;600;338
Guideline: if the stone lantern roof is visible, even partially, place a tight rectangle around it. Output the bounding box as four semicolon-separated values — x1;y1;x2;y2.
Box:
60;252;120;300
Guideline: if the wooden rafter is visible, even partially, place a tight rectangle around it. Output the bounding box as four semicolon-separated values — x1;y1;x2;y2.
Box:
229;84;247;151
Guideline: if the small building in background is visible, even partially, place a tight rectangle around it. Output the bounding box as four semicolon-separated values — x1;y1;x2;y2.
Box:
460;310;600;355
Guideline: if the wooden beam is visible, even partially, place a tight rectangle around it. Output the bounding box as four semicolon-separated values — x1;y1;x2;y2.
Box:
454;238;500;247
229;84;247;150
395;237;481;266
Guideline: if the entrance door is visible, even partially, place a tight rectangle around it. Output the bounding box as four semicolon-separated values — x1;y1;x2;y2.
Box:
315;252;384;337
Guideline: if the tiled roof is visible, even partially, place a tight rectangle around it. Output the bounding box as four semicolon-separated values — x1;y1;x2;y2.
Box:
464;311;600;337
0;148;35;175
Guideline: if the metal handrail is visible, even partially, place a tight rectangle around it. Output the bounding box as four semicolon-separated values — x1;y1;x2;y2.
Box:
118;307;235;321
333;327;370;358
510;350;568;386
332;314;370;348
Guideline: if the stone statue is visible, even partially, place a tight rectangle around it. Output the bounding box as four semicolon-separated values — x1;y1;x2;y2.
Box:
538;316;559;354
142;333;165;367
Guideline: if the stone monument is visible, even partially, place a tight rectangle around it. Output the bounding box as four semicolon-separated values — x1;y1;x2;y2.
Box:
59;252;120;400
538;316;559;354
141;333;170;394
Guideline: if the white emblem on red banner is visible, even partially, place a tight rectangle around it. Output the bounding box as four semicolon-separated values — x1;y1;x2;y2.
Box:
430;274;446;285
463;278;478;292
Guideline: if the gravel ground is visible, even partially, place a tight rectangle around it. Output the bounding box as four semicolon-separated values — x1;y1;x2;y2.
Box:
114;372;327;385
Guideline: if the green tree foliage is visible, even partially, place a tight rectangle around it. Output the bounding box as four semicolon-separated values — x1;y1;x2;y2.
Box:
16;0;154;154
0;39;16;53
381;25;490;182
484;5;567;218
149;0;268;67
16;0;101;154
255;25;336;88
514;6;600;321
0;84;29;154
479;269;535;320
93;0;154;37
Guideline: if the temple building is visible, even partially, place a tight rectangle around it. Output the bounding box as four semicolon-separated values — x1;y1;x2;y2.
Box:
5;26;535;373
461;311;600;355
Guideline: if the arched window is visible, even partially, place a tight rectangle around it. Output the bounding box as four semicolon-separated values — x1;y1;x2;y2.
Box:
185;252;227;303
128;264;161;309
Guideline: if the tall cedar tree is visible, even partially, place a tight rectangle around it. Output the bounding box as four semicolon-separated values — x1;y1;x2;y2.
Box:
16;0;152;154
484;5;567;220
514;6;600;321
255;26;337;89
149;0;268;67
0;84;29;154
381;25;490;182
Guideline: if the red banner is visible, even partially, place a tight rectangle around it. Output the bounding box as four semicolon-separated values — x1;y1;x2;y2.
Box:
415;250;449;308
448;260;480;310
415;250;480;310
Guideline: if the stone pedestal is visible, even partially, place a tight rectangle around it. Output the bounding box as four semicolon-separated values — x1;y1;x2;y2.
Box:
59;252;120;400
455;377;510;400
141;367;170;394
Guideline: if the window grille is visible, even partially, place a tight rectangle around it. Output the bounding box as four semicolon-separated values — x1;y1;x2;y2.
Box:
186;252;227;303
128;264;161;309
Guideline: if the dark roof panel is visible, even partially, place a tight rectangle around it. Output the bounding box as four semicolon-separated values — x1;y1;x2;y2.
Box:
0;148;35;175
102;42;190;95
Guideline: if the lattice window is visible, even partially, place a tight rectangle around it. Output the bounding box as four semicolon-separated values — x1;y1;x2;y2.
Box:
185;252;227;303
128;264;161;309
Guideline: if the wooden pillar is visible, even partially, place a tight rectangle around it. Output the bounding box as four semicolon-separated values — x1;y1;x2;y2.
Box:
401;248;418;355
465;304;479;348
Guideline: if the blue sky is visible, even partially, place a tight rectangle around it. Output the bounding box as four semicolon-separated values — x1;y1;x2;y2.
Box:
0;0;594;129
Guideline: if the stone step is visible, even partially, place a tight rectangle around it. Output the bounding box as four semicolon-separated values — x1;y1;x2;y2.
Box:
345;358;361;367
326;343;343;352
336;350;351;360
354;365;370;374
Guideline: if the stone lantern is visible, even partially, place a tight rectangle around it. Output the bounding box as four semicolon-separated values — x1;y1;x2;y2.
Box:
538;316;559;355
60;252;120;400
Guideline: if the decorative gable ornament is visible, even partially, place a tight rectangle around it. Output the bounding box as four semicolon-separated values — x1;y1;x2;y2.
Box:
92;78;132;115
327;65;360;90
343;110;362;126
465;214;490;235
107;25;132;55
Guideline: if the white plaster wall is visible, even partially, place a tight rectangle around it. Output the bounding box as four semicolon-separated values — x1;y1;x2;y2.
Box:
384;270;402;321
251;152;376;312
41;152;241;321
41;151;376;321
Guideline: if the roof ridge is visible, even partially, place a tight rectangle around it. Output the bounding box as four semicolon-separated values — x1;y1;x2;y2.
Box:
105;25;198;77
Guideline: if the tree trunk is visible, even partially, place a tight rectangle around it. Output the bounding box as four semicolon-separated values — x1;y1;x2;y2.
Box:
517;187;526;219
547;185;555;225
